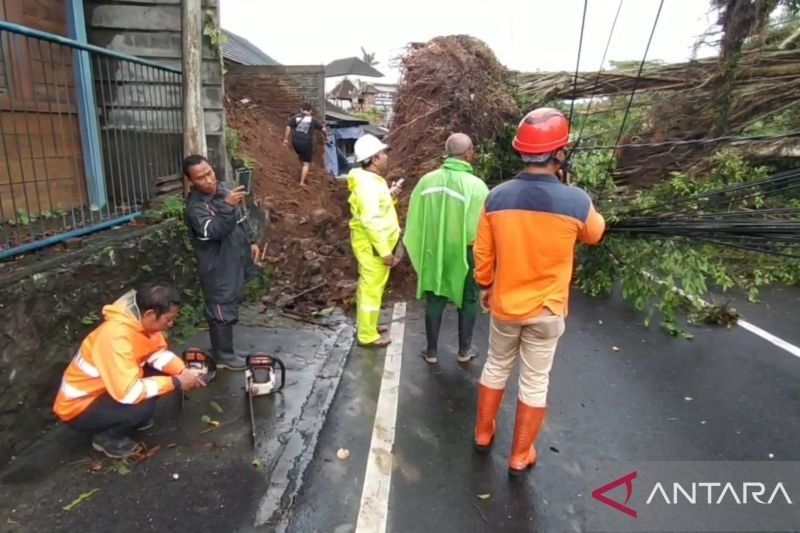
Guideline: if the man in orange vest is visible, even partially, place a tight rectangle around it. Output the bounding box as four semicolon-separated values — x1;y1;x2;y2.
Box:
472;108;605;476
53;282;207;458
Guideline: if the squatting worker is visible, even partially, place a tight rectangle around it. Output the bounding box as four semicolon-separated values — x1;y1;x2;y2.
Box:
184;154;260;371
283;102;328;186
346;133;402;347
472;108;605;476
403;133;489;365
53;283;207;458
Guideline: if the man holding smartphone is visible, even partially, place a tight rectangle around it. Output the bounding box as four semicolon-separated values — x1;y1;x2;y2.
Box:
403;133;489;364
183;155;260;371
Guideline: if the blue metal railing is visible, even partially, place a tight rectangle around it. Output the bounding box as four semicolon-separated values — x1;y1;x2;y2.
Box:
0;20;183;260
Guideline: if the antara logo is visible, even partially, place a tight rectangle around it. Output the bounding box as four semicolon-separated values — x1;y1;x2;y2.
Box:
592;471;794;519
592;471;638;518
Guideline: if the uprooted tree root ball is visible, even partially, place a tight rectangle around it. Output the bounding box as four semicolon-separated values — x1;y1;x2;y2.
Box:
386;35;521;291
387;35;520;185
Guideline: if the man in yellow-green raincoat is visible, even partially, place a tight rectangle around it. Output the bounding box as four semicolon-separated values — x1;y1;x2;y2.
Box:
403;133;489;364
346;134;402;347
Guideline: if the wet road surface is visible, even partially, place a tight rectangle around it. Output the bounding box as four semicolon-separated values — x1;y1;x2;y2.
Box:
0;307;353;533
288;288;800;533
1;287;798;533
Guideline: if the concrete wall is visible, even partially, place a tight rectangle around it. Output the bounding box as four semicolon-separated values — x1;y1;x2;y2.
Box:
226;65;326;120
0;219;202;465
85;0;226;181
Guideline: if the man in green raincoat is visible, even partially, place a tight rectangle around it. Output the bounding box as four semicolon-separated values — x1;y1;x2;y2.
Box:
403;133;489;364
347;134;402;347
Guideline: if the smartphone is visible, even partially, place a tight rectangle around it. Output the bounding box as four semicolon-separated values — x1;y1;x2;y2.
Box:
237;169;252;194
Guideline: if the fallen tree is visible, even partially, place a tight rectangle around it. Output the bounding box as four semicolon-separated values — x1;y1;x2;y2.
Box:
387;23;799;336
514;0;800;187
514;49;800;108
387;35;519;183
573;149;800;336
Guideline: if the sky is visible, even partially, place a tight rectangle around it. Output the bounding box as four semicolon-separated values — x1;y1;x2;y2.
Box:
220;0;721;83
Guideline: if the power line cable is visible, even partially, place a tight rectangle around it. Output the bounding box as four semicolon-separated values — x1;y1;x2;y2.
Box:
574;0;624;148
611;0;665;153
567;0;589;126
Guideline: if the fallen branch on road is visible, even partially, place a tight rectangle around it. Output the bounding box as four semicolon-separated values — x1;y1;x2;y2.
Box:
275;282;327;309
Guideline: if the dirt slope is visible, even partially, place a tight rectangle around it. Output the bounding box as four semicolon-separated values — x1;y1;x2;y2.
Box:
225;93;357;314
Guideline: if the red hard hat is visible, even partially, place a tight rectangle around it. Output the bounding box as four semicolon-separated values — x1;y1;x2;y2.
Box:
512;107;570;155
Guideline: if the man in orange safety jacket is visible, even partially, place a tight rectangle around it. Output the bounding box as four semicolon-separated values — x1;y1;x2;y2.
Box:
472;108;605;476
53;282;207;457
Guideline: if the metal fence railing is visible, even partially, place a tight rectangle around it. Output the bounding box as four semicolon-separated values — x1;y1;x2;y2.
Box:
0;21;183;260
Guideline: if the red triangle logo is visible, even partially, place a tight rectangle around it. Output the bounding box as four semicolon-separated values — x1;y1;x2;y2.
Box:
592;470;638;518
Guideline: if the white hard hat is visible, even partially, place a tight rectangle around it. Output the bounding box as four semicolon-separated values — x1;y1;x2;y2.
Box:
354;134;389;163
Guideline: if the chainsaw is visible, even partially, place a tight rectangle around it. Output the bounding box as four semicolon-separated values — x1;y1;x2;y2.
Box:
181;347;217;382
245;353;286;446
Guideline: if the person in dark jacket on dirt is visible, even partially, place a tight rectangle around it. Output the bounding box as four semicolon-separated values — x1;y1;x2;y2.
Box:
283;102;328;186
184;154;260;371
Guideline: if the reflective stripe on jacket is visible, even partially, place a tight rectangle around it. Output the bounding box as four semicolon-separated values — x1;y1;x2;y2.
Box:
186;183;256;304
403;158;489;307
53;290;185;422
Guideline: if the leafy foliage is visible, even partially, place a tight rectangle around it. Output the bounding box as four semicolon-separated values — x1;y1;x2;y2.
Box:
353;107;386;124
360;46;378;66
203;11;228;53
474;124;520;183
572;148;799;336
226;128;256;168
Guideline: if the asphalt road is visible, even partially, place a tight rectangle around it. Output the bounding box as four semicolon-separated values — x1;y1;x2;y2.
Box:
2;288;797;532
0;309;354;533
287;288;800;533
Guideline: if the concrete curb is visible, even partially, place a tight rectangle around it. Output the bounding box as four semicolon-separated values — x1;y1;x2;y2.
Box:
253;321;355;530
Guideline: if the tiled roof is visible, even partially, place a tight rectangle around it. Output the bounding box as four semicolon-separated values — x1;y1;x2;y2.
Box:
221;29;280;66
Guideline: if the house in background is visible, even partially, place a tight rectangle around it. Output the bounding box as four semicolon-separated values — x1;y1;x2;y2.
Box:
371;82;397;114
327;77;356;110
327;79;398;126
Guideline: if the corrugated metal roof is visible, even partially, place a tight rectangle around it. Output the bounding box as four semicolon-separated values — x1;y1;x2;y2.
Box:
221;29;280;66
364;124;390;138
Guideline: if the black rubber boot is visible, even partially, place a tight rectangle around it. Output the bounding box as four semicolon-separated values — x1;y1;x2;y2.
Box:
457;305;478;362
208;320;246;371
92;429;139;458
423;292;447;363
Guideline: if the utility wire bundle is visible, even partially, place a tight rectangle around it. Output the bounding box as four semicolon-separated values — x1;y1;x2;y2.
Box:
607;168;800;258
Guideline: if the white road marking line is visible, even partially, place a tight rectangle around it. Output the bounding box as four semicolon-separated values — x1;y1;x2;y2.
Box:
643;272;800;358
737;319;800;358
355;302;406;533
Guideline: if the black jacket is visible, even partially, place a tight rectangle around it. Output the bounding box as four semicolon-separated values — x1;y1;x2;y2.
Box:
186;184;257;304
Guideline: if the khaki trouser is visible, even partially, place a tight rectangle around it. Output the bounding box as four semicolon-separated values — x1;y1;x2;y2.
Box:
479;312;566;407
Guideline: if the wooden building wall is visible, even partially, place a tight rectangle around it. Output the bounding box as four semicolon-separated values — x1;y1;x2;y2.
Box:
0;0;86;222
